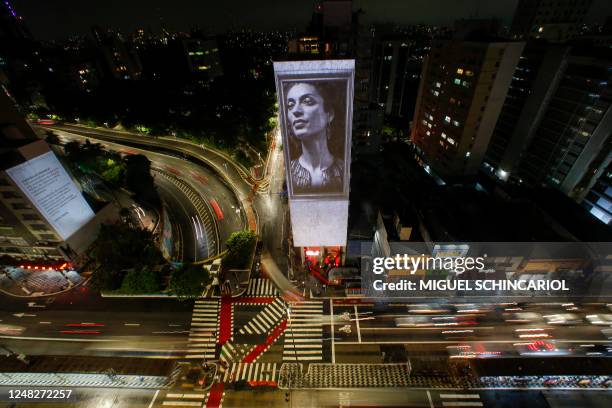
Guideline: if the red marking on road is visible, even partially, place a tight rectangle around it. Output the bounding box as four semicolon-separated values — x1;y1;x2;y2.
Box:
332;299;374;306
165;166;181;176
248;380;277;387
60;330;101;335
209;199;224;221
241;319;287;363
205;383;225;408
310;269;329;285
192;172;208;185
232;297;274;304
218;296;233;345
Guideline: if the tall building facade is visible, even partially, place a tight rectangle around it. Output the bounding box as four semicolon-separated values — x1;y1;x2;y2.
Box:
510;0;593;42
410;26;524;180
485;44;612;225
485;41;570;179
91;26;142;80
0;89;116;261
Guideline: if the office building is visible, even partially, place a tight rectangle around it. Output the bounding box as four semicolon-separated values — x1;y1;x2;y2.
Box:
510;0;593;42
0;89;116;262
410;21;524;180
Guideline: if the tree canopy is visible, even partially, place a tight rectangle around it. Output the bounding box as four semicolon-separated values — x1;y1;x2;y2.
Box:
168;263;212;300
221;230;257;271
89;223;164;291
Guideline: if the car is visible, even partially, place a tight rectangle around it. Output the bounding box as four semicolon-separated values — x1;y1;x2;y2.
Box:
543;313;582;325
0;324;25;336
504;312;543;324
514;340;571;356
586;314;612;325
514;327;552;339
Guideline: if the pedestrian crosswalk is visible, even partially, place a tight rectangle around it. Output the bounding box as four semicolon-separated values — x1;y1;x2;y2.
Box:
238;298;285;335
283;301;323;361
186;300;219;360
222;362;279;384
435;392;483;407
219;342;252;363
0;372;166;388
161;392;207;406
279;363;412;388
245;278;278;297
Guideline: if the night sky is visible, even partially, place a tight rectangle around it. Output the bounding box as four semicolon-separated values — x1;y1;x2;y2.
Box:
14;0;612;40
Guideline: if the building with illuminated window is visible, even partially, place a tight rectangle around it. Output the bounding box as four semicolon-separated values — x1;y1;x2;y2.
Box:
510;0;593;43
182;38;222;80
91;26;142;80
410;21;524;180
0;89;117;262
485;44;612;225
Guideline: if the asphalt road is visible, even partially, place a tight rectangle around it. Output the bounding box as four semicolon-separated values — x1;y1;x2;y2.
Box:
0;386;159;408
49;128;245;260
222;388;612;408
324;300;612;363
0;290;194;359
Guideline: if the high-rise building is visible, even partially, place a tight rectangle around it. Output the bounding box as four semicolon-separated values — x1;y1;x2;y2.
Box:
0;0;31;40
182;38;222;80
485;41;570;179
0;89;116;262
410;21;524;180
484;44;612;225
91;26;142;80
510;0;593;43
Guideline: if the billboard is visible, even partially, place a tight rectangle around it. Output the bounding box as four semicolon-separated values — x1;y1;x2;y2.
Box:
274;60;354;247
6;151;95;240
274;60;354;200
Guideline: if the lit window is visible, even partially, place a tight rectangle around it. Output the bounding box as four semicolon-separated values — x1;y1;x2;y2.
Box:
456;68;464;75
444;116;451;123
428;115;434;121
454;78;461;85
462;81;470;87
465;151;471;157
441;132;447;140
452;120;460;127
435;82;441;88
427;123;432;128
426;130;431;136
465;70;474;77
433;90;440;97
447;137;456;145
422;119;427;125
449;98;456;104
538;26;544;33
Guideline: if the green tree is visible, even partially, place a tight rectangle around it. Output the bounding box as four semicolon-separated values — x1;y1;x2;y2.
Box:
100;160;126;185
169;264;212;300
221;230;257;271
120;266;161;294
89;223;164;291
125;154;160;207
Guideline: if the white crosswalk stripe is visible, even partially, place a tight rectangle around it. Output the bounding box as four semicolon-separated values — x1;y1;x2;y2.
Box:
160;392;208;407
438;393;483;407
283;301;323;361
185;300;218;360
245;278;278;297
220;342;252;363
238;298;285;335
222;363;279;384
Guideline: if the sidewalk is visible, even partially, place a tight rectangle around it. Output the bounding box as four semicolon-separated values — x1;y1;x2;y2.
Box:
0;266;84;298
